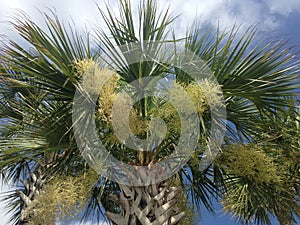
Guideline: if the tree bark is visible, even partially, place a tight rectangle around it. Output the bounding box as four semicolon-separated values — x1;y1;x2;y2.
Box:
17;169;46;225
106;182;186;225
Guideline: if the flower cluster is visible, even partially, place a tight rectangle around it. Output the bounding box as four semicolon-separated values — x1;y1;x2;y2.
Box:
29;171;98;225
216;144;282;184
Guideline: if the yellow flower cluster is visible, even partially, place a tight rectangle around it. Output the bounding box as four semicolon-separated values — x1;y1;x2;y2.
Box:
97;73;120;122
154;80;222;135
74;59;150;137
96;76;150;136
185;82;207;113
188;79;223;112
216;145;282;184
73;59;223;140
129;110;150;135
73;58;95;77
29;171;98;225
162;79;222;115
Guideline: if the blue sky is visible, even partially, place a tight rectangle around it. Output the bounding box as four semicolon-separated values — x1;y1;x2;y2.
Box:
0;0;300;224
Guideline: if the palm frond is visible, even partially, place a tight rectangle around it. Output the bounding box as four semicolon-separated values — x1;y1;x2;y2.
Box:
186;25;300;140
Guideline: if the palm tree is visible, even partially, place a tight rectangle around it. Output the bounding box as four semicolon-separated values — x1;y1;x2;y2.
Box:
0;0;299;224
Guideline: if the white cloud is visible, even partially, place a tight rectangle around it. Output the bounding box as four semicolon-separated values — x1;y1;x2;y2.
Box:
0;0;99;34
169;0;285;32
0;0;299;40
264;0;300;16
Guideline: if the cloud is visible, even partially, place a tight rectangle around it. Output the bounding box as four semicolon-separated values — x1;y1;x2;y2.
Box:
168;0;300;33
264;0;300;16
170;0;259;32
1;0;299;41
0;0;99;35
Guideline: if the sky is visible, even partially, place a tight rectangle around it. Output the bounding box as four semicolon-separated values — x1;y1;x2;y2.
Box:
0;0;300;224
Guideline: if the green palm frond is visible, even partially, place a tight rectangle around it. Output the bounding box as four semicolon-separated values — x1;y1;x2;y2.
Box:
0;188;23;225
0;10;96;224
0;8;94;171
182;165;217;214
95;0;176;83
80;177;110;225
187;25;300;140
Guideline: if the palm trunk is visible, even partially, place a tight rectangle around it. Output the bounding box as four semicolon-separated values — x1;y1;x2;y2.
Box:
17;169;46;224
106;182;186;225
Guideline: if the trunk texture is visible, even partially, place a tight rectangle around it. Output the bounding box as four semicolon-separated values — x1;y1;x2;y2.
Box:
17;169;46;225
106;182;186;225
